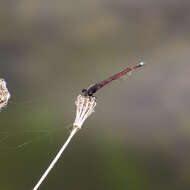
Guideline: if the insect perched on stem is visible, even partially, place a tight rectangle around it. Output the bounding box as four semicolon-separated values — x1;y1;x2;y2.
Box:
82;62;144;96
33;62;144;190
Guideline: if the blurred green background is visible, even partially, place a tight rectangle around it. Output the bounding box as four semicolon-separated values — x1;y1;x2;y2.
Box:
0;0;190;190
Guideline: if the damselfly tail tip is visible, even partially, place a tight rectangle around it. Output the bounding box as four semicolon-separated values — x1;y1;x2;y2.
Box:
137;62;144;67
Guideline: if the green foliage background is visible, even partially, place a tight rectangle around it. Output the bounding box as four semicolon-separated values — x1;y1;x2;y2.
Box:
0;1;190;189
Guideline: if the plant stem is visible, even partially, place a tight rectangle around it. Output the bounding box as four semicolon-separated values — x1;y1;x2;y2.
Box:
33;127;79;190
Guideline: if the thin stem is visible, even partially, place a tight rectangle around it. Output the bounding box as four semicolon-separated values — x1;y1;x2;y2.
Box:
33;127;79;190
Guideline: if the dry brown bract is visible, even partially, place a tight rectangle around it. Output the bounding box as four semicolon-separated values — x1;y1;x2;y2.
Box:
0;78;10;110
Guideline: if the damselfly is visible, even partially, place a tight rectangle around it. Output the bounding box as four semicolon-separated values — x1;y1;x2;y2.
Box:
82;62;144;96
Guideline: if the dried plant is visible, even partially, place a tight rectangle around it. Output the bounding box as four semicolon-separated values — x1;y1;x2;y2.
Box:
0;78;10;110
33;62;144;190
33;94;96;190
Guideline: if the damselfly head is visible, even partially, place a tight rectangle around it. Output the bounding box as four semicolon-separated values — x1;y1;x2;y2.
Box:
82;83;99;96
0;78;10;110
81;88;88;96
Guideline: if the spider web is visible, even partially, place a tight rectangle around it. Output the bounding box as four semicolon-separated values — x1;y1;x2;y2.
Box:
0;121;72;152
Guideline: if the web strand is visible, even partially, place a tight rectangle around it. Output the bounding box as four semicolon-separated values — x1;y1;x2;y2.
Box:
0;122;72;152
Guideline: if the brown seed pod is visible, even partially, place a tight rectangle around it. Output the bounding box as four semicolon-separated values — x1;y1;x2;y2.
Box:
0;78;10;110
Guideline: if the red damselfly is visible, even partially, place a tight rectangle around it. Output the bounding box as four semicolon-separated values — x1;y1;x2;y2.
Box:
82;62;144;96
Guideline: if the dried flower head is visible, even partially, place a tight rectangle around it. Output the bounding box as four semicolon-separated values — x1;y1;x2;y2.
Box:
0;78;10;110
73;94;96;130
33;94;96;190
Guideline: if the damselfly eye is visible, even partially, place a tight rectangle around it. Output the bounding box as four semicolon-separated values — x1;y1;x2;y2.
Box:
82;89;88;96
82;89;87;93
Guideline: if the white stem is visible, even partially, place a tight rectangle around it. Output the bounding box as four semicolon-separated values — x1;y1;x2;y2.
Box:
33;127;79;190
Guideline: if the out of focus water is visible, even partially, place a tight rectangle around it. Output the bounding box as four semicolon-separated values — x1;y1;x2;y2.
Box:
0;1;190;190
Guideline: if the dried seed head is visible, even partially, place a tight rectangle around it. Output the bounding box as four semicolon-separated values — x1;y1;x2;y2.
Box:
73;94;96;129
0;78;10;110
